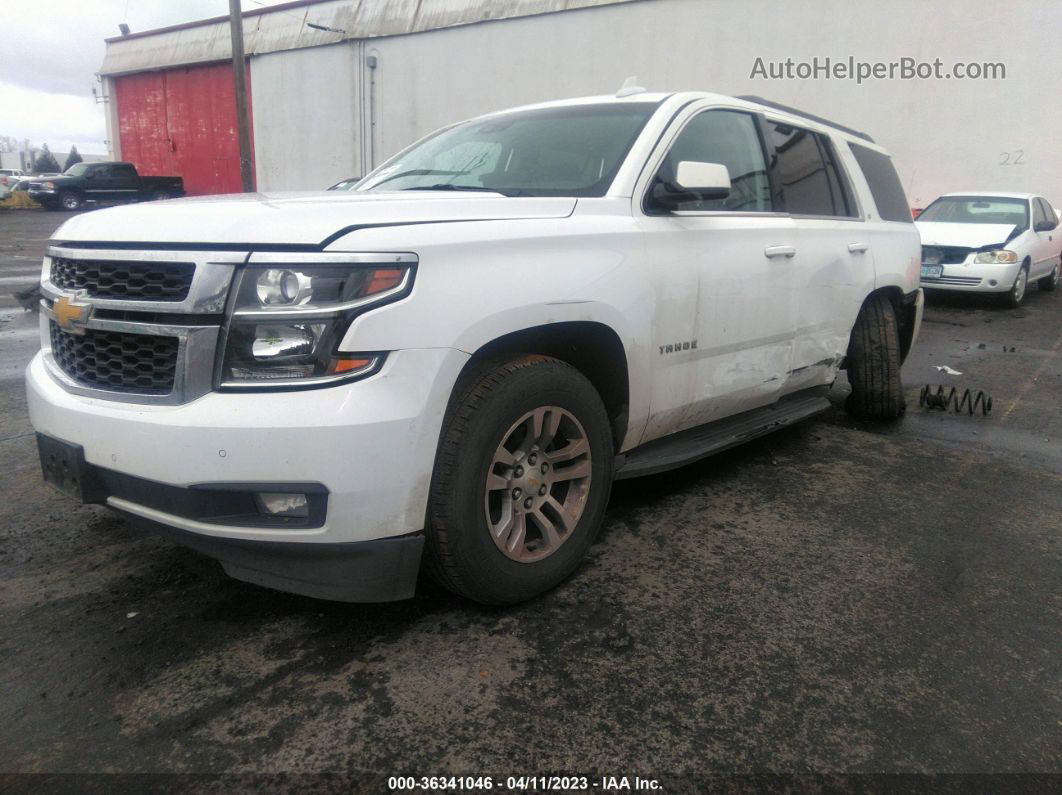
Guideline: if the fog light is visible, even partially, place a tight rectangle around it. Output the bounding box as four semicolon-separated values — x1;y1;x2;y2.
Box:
988;279;998;287
256;492;309;518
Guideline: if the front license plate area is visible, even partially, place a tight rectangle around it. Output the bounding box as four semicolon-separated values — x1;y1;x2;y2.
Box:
37;434;103;503
921;264;943;279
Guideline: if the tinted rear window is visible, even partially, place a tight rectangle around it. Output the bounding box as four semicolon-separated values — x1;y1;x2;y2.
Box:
848;143;912;223
768;121;856;217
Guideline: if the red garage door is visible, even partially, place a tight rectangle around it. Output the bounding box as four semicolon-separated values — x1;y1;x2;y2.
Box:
115;61;254;196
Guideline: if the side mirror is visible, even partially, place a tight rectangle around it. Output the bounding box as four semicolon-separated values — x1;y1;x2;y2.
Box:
1034;220;1056;232
674;161;732;198
651;161;731;210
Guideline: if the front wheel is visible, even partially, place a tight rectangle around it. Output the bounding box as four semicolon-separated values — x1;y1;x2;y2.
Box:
1002;262;1029;307
1037;261;1059;292
59;191;82;211
425;355;614;605
846;293;906;419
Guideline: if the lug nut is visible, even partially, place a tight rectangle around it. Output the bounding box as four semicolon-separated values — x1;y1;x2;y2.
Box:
541;463;549;473
528;453;538;465
511;488;522;500
523;497;534;510
538;485;547;496
514;466;524;478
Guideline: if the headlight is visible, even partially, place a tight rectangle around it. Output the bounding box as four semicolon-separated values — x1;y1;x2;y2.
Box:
974;249;1018;264
219;254;415;389
43;181;56;190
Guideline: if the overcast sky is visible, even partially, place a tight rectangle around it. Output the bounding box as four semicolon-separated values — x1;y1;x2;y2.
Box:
1;0;291;155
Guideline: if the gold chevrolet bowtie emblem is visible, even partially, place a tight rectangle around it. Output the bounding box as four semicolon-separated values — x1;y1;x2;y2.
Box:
53;295;91;334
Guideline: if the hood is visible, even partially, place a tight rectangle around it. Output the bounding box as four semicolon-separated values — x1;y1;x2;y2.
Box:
52;191;577;247
915;221;1017;249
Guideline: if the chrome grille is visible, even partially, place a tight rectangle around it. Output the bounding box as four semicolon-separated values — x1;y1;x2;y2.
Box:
921;275;983;286
49;321;179;394
50;256;195;301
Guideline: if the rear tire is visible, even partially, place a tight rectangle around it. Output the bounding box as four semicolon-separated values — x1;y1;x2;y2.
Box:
1038;261;1059;292
150;190;169;202
846;293;906;419
425;355;614;605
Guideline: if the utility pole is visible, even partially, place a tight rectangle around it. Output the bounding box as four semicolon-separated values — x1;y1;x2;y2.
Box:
229;0;254;192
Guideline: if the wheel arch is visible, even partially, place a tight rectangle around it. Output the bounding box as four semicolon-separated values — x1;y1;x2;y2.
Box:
862;284;917;363
456;321;631;450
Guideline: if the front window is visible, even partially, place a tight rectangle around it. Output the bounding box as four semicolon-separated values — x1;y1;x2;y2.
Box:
64;163;91;177
648;110;772;213
918;196;1029;230
355;103;659;197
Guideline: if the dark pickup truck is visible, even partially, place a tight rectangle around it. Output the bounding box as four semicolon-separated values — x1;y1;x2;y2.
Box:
27;162;184;211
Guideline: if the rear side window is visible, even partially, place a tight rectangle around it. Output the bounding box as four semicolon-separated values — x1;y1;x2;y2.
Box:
767;121;856;217
848;143;913;223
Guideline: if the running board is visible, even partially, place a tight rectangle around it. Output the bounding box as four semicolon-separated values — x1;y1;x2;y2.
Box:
614;388;831;479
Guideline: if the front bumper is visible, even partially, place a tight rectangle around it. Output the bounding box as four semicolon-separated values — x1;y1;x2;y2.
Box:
920;261;1021;293
37;434;422;601
27;343;468;545
27;346;468;600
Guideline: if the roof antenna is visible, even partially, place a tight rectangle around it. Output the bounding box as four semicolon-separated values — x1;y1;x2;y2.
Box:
616;76;646;98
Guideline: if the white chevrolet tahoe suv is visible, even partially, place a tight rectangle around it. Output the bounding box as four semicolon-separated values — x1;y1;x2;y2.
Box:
27;92;923;605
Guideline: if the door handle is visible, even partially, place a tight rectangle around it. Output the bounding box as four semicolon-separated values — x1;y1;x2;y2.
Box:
848;242;869;253
764;245;796;259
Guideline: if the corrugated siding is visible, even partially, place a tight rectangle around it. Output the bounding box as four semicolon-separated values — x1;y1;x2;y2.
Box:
251;43;363;191
99;0;641;75
115;62;254;195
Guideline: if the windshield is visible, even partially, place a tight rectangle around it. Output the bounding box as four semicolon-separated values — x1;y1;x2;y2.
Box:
355;103;659;197
64;163;91;177
918;196;1029;229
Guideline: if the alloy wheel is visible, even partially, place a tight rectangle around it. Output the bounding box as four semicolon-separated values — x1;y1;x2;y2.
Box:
483;405;592;563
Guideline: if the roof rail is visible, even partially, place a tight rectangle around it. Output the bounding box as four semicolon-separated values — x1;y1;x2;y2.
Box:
736;95;875;143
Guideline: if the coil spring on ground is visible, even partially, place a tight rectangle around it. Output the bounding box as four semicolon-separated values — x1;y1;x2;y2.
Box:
919;385;993;416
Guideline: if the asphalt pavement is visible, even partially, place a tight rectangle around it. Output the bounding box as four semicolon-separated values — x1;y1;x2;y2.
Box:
0;209;1058;788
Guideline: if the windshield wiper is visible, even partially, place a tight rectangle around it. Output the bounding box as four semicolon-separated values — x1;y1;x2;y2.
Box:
366;169;468;189
400;184;507;194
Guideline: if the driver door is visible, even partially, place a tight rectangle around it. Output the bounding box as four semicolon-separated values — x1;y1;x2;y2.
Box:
636;106;798;442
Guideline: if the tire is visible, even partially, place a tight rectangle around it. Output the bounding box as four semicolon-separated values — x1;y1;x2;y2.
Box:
1002;261;1030;308
425;354;614;605
846;293;906;419
150;190;169;202
59;191;82;211
1038;260;1059;292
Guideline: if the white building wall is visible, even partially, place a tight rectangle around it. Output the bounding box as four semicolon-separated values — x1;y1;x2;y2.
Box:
250;42;366;191
348;0;1059;209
